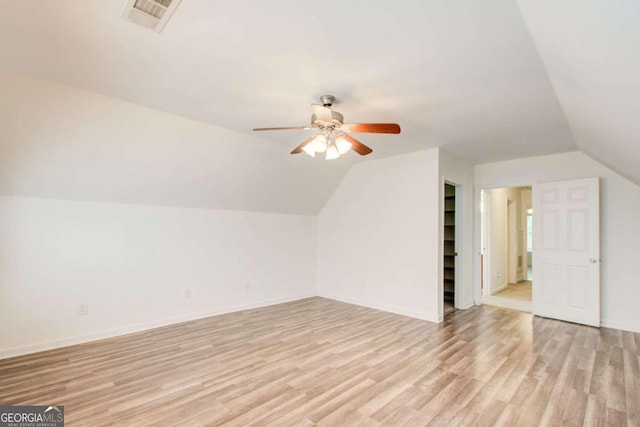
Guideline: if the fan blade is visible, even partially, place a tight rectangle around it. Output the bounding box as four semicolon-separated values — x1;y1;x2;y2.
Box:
311;104;333;122
253;126;311;131
340;134;373;156
290;135;316;154
341;123;401;134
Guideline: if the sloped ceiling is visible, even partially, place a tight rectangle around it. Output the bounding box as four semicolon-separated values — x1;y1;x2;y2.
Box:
0;1;635;213
0;69;349;214
518;0;640;186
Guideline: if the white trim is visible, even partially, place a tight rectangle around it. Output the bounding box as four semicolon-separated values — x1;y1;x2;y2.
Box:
451;182;463;310
441;178;464;318
490;283;508;295
0;293;316;360
318;292;439;323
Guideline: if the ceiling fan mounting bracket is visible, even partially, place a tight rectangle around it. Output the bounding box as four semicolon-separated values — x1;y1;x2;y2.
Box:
320;94;335;107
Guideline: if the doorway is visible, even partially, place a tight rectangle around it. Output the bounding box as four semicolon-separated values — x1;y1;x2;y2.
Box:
481;186;532;312
443;183;457;316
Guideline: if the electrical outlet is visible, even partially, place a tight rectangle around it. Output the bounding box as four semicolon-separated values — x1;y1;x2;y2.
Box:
78;303;89;316
244;282;251;292
185;288;192;299
497;272;502;279
361;281;366;288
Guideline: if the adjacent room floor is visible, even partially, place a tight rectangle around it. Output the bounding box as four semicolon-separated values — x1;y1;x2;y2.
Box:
483;281;532;312
0;297;638;426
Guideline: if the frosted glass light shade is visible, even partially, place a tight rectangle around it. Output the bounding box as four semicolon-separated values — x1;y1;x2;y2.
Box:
334;136;352;155
325;144;339;160
302;143;316;157
312;135;327;153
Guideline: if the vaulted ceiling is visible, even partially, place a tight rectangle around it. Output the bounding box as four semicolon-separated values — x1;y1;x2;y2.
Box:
519;0;640;185
0;0;637;213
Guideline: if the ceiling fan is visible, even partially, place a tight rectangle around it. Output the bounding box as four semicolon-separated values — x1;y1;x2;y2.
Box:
253;95;401;160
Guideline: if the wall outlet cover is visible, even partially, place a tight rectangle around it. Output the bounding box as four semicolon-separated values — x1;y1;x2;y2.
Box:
78;303;89;316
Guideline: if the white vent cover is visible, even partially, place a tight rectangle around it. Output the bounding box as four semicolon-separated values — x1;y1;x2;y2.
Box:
121;0;182;33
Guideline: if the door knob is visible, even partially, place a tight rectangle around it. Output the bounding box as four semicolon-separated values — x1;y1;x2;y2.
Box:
589;258;598;264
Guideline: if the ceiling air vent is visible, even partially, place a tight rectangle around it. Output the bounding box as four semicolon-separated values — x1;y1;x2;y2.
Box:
121;0;182;33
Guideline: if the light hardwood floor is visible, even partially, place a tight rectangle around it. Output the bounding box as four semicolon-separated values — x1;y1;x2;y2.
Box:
496;281;533;301
483;282;533;313
1;297;639;426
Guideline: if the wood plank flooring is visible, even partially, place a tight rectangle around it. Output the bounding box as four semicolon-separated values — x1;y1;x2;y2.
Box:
1;297;639;426
497;281;533;301
483;282;533;313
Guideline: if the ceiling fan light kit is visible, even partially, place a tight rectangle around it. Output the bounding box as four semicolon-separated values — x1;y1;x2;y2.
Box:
253;95;401;160
300;132;353;160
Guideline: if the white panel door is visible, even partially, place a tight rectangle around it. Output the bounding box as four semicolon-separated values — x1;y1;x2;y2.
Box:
532;178;600;326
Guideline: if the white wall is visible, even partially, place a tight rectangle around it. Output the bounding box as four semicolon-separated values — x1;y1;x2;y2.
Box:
475;151;640;332
439;149;475;309
486;188;508;294
0;196;316;358
317;149;441;321
6;147;639;360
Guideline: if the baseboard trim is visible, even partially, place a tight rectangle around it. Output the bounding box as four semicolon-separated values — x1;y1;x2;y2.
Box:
318;292;438;323
490;284;508;295
0;293;317;360
600;318;640;333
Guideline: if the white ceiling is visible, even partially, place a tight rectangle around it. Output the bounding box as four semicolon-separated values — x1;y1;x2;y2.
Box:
0;0;636;213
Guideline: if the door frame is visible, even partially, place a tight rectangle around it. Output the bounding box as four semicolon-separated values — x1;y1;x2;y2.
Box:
481;189;492;297
507;199;518;284
441;179;463;319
